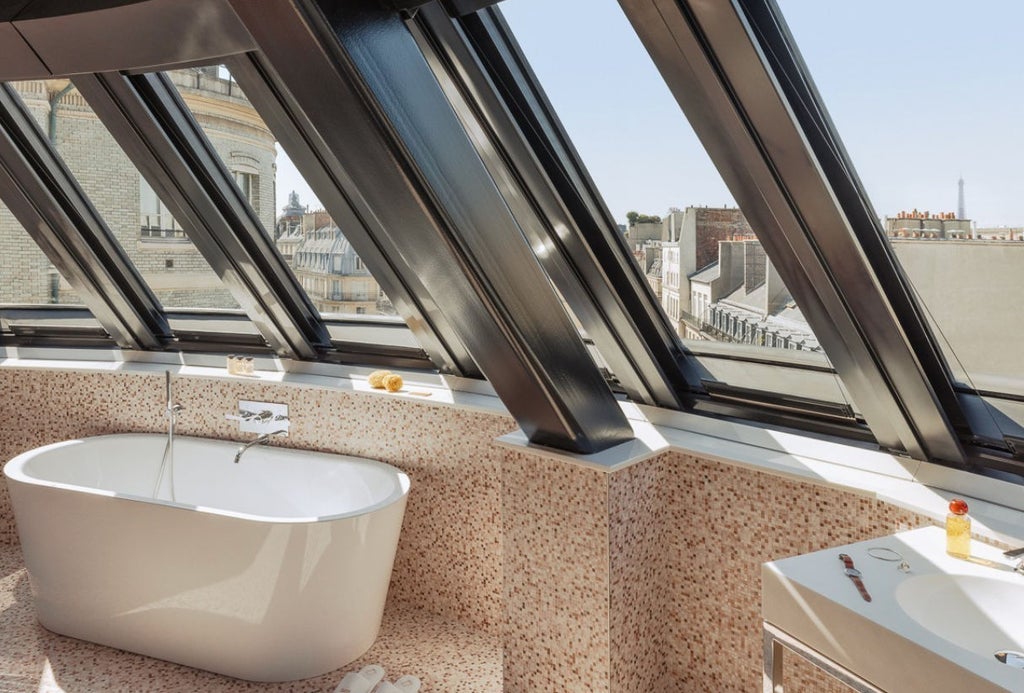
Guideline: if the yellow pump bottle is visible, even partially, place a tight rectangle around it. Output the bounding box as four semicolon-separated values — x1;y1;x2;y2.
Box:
946;498;971;558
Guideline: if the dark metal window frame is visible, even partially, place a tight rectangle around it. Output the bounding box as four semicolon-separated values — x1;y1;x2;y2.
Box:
223;51;480;377
410;4;697;409
608;0;1023;471
0;0;1015;468
0;1;468;372
0;0;635;454
0;84;170;350
229;0;633;453
72;70;331;360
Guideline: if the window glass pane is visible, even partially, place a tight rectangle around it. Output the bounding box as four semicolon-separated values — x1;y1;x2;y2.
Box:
0;200;84;306
27;77;239;310
166;66;398;320
777;0;1024;437
500;0;859;417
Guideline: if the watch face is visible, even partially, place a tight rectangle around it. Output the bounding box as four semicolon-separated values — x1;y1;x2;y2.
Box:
845;567;863;578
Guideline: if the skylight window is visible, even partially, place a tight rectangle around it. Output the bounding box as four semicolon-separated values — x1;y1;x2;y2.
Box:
165;64;399;322
779;0;1024;447
499;0;860;426
36;76;239;311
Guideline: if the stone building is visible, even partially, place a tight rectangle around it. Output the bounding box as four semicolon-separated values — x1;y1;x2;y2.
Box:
275;198;390;317
884;209;971;239
687;239;817;350
633;206;755;333
291;225;381;315
0;67;276;308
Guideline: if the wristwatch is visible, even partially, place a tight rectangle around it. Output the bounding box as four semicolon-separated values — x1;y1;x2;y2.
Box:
839;553;872;602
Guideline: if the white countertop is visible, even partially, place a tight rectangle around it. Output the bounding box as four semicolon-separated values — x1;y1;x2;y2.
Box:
764;526;1024;693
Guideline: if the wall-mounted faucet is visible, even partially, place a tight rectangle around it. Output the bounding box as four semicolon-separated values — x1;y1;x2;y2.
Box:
225;400;289;435
233;430;288;464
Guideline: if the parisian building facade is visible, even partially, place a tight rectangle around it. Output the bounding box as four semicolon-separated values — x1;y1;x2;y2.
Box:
0;68;384;318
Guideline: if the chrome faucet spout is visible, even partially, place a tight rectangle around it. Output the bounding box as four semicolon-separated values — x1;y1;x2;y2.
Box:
154;370;184;501
233;430;287;464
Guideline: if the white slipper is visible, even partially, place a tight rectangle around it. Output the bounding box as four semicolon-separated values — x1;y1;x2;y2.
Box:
372;681;401;693
394;675;422;692
334;665;386;693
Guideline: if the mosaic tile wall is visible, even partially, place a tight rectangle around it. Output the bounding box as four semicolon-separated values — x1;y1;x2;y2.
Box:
0;367;936;691
607;451;932;692
501;450;611;691
0;368;511;636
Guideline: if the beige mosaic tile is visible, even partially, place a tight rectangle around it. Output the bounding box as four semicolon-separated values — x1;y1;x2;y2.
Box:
0;368;510;636
501;449;611;692
613;451;932;692
0;366;945;692
608;453;671;692
0;543;501;692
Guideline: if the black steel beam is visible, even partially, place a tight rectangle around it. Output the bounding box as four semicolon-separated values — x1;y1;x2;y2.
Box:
411;3;694;409
0;84;169;349
618;0;966;464
224;52;479;377
73;71;332;360
229;0;634;453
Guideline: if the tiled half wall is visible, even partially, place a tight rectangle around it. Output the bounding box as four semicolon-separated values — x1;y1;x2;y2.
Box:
0;368;931;691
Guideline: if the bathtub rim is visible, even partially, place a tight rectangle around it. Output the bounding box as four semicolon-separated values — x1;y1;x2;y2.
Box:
3;433;411;525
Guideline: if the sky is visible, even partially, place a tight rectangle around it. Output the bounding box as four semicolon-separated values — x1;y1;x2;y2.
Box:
276;0;1024;229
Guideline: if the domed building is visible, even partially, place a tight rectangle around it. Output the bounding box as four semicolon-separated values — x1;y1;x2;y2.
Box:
0;66;276;308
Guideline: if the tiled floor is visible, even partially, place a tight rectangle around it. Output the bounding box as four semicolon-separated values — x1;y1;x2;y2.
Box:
0;545;501;693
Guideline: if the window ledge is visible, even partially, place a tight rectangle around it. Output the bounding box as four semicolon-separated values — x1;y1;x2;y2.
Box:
3;347;1024;550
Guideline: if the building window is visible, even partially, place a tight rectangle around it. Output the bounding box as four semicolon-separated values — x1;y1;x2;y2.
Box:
232;170;258;210
139;176;185;239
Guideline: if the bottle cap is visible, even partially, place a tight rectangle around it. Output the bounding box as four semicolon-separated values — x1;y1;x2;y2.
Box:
949;498;969;515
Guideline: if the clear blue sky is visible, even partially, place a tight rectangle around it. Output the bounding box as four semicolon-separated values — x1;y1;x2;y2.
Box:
277;0;1024;228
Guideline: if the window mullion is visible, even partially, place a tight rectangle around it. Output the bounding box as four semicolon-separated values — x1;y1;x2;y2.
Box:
411;4;696;409
230;0;634;454
223;52;479;378
0;84;169;349
72;71;331;361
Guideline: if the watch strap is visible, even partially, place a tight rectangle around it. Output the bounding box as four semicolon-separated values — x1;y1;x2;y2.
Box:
839;553;872;602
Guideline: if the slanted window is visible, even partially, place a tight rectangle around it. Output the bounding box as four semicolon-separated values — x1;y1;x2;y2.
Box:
779;0;1024;456
501;0;860;432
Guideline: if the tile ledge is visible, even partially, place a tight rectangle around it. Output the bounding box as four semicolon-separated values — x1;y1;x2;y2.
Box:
498;415;1024;550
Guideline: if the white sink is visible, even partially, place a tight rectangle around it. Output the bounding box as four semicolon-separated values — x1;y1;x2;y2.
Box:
763;526;1024;692
896;574;1024;659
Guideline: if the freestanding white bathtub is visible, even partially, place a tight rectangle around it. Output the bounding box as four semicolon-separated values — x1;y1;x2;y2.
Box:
3;433;410;682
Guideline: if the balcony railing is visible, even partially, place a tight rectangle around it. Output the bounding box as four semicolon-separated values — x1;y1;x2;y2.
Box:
140;214;189;242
